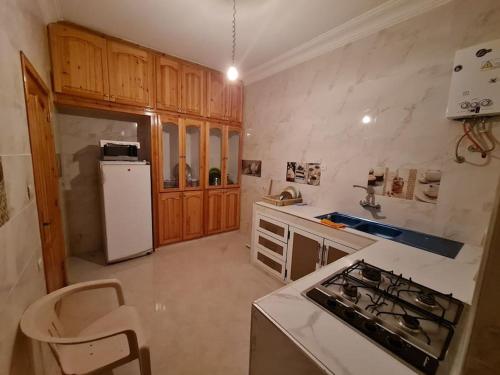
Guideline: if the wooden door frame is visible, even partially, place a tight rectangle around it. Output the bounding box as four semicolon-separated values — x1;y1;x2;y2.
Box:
20;52;67;291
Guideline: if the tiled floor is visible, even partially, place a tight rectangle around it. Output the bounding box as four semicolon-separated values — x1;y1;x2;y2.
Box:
62;231;283;375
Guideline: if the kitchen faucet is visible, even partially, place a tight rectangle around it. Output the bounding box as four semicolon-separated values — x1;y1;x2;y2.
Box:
353;184;381;210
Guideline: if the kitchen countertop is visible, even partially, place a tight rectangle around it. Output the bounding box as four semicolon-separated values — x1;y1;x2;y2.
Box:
253;202;484;375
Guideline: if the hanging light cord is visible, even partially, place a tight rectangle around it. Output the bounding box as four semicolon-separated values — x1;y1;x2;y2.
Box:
232;0;236;65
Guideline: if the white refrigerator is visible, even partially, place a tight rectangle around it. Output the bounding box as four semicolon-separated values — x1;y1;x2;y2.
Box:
99;161;153;263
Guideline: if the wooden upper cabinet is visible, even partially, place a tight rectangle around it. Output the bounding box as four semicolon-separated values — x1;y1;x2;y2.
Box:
227;82;243;123
156;55;181;111
48;23;109;100
181;63;205;116
207;70;227;120
107;40;154;107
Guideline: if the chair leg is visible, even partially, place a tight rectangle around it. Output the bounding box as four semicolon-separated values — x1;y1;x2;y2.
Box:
138;349;151;375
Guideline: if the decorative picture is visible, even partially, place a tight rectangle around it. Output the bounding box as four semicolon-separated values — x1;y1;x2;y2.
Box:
286;162;296;182
367;167;441;204
0;157;9;227
294;162;307;184
307;163;321;186
242;160;262;177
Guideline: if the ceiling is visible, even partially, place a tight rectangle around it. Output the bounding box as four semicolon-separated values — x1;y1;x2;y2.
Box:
59;0;388;78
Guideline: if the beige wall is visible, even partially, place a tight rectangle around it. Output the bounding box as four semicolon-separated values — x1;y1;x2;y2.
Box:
242;0;500;247
56;114;138;256
0;0;61;374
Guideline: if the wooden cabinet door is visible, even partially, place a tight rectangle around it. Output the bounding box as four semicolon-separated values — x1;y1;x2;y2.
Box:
181;63;205;116
48;23;109;100
205;189;224;234
158;192;182;245
182;191;203;240
181;118;204;190
286;228;323;282
227;81;243;123
107;40;154;107
159;114;182;191
223;188;240;231
207;70;227;120
156;55;181;111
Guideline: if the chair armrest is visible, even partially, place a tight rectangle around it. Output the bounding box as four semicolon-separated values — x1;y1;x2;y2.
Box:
59;279;125;306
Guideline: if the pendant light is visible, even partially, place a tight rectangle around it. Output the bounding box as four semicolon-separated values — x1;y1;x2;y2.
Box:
226;0;239;81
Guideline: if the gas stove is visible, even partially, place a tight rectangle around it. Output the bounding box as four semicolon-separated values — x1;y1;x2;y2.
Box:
304;260;464;375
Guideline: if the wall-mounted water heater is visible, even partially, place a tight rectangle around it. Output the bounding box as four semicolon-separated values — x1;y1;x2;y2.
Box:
446;38;500;119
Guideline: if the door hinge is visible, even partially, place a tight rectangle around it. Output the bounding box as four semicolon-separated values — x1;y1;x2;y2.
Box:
287;231;290;240
284;269;287;279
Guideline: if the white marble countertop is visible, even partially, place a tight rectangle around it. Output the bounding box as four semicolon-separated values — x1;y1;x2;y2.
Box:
254;202;483;375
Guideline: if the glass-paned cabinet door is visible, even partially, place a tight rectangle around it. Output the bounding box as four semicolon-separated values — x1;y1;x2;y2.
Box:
161;117;181;190
207;124;223;187
225;127;241;186
183;119;203;189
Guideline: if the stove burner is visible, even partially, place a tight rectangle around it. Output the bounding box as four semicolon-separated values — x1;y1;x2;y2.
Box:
361;267;382;284
416;292;437;309
341;283;358;300
399;315;421;333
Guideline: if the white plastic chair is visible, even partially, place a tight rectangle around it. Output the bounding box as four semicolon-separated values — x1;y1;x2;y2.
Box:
20;279;151;375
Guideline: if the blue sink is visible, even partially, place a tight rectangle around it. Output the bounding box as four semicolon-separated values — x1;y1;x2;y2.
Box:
354;222;403;240
316;212;463;259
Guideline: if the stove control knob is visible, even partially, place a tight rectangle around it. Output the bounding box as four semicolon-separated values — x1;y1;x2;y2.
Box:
386;334;404;350
459;101;470;109
326;297;337;309
480;98;493;107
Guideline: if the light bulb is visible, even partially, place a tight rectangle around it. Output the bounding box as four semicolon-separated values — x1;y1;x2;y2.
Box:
227;66;239;81
362;115;372;124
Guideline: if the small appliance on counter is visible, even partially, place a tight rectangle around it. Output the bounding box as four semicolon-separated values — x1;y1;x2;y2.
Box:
100;140;140;161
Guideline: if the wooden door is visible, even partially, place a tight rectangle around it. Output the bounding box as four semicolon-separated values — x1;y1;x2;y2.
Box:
48;23;109;100
227;81;243;123
21;53;66;292
156;55;181;111
223;188;240;231
158;192;182;245
107;40;154;107
182;191;203;240
205;189;224;234
207;70;227;120
224;126;242;187
286;228;323;282
181;63;205;116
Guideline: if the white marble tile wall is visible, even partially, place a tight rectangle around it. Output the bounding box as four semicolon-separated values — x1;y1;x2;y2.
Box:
56;113;138;256
0;0;61;374
241;0;500;247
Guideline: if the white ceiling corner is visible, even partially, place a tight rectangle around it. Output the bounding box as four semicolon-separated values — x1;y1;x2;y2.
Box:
243;0;453;85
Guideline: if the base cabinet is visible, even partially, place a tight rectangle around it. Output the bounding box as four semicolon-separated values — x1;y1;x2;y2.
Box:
183;191;204;240
205;188;240;235
158;191;204;245
159;192;182;245
252;212;359;282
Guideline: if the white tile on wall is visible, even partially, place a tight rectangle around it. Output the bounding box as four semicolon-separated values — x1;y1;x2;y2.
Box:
241;0;500;247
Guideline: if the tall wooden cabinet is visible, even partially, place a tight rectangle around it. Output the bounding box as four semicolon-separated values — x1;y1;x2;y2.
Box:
48;22;243;249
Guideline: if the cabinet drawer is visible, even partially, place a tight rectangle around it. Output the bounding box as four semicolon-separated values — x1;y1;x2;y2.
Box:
255;230;287;261
254;249;285;280
256;214;288;242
